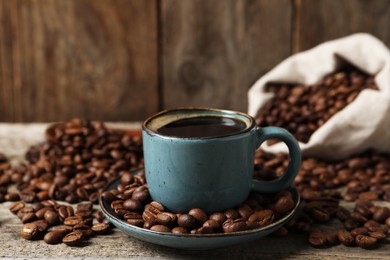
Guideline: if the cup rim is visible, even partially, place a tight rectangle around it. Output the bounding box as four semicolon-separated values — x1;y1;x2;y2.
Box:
142;107;256;140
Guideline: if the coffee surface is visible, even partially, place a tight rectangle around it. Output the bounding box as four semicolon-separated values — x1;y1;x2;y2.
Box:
157;116;246;138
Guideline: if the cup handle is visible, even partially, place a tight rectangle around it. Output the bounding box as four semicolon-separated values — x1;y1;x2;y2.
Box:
251;126;301;193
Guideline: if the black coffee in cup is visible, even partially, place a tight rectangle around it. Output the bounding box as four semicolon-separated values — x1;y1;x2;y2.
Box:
157;116;246;138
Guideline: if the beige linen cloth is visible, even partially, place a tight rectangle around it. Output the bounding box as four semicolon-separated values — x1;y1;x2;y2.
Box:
248;33;390;160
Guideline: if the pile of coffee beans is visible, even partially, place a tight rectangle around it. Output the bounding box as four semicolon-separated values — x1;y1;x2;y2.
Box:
0;119;143;246
102;170;296;234
10;200;111;246
0;118;143;204
254;149;390;249
255;66;378;143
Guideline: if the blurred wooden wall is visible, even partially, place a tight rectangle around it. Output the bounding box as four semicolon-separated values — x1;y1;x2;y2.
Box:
0;0;389;122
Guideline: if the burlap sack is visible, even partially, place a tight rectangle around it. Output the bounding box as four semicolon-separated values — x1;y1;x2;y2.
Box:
248;33;390;160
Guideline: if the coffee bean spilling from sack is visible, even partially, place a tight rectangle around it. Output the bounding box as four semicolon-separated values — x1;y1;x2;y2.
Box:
102;170;295;234
255;66;378;143
0;118;143;204
254;150;390;249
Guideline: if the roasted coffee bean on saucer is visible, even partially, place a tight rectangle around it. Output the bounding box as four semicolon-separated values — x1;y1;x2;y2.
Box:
102;169;298;235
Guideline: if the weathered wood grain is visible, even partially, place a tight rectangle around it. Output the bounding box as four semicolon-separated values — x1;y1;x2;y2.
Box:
3;0;390;122
0;0;158;122
297;0;390;51
160;0;292;113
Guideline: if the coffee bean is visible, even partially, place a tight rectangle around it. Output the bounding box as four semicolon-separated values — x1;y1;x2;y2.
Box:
53;225;73;235
344;219;359;231
143;220;157;229
203;219;220;230
224;209;239;220
77;202;93;212
73;223;94;238
44;231;65;244
209;213;226;226
355;234;377;249
44;210;61;226
192;226;214;234
131;189;150;204
62;231;84;246
326;233;339;246
5;192;20;201
350;227;368;237
156;212;177;226
237;204;254;220
34;207;50;219
177;214;196;230
222;218;248;233
123;199;143;211
308;230;327;248
149;201;165;211
275;196;295;215
124;212;142;220
189;208;208;223
95;211;106;223
120;172;134;185
248;209;274;228
32;219;49;233
354;204;372;218
271;227;288;237
41;200;57;207
31;202;44;212
64;216;83;226
91;223;111;235
244;199;262;211
58;206;74;220
20;223;39;240
150;225;170;233
171;227;188;234
358;191;378;201
9;201;25;214
352;212;368;224
21;212;36;223
337;230;355;246
369;231;387;241
20;191;37;203
300;189;322;201
101;191;118;204
127;218;144;227
372;207;390;223
336;207;352;221
307;207;331;223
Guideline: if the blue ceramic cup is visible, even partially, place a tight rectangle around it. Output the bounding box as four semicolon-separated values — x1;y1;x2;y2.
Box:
142;108;301;213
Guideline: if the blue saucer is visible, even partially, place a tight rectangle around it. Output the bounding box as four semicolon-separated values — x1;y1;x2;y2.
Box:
99;168;300;250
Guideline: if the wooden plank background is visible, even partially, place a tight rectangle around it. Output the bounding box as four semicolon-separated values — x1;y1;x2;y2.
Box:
0;0;389;122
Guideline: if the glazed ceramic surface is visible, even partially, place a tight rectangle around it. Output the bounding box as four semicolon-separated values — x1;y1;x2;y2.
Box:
142;108;301;213
99;169;301;250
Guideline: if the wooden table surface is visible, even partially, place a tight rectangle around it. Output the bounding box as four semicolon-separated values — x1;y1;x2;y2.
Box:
0;123;389;259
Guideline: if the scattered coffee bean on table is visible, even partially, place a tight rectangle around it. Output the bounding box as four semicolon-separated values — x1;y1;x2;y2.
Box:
9;198;112;246
254;149;390;249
